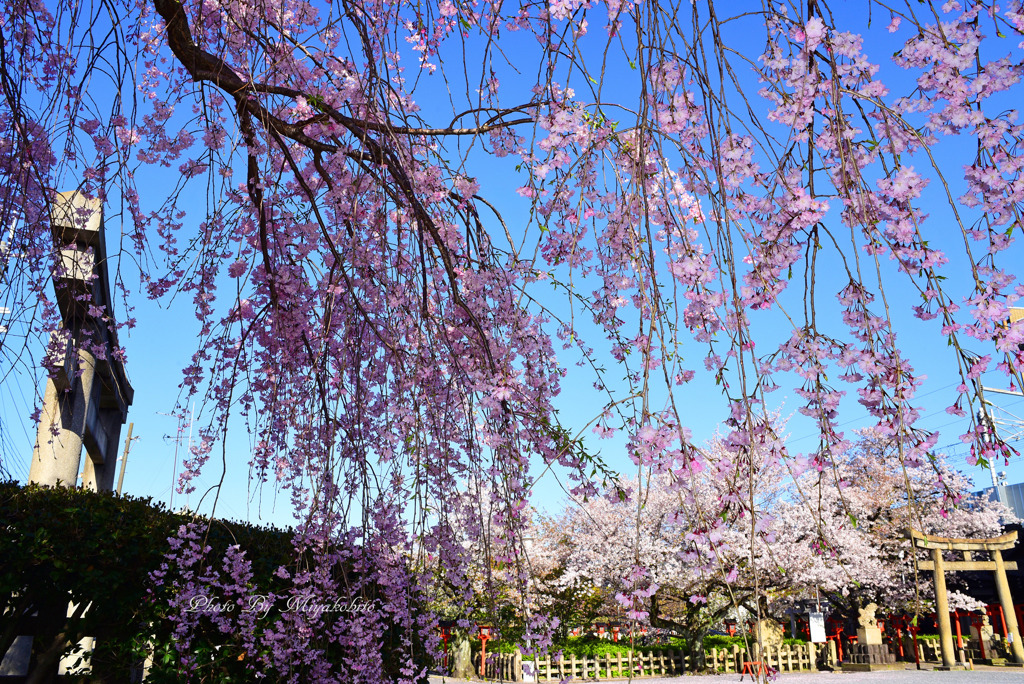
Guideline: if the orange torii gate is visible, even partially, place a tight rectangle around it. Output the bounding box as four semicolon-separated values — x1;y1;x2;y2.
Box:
910;528;1024;668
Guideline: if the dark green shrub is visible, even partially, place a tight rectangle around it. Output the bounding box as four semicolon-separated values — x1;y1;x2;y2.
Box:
0;482;428;683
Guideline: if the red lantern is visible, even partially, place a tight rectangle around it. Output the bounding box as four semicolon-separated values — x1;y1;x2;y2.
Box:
889;615;906;659
478;625;493;678
825;617;845;663
953;610;964;650
908;621;921;667
438;622;453;670
970;612;988;660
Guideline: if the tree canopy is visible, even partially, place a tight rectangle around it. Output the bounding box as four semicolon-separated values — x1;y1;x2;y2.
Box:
2;0;1023;680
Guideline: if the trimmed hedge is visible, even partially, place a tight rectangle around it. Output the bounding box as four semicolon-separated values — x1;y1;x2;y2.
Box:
1;481;191;680
489;633;809;660
0;482;427;683
703;634;808;649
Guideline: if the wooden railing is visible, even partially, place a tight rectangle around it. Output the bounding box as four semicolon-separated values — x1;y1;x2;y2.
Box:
476;651;524;681
527;649;683;680
468;637;1023;680
522;643;836;680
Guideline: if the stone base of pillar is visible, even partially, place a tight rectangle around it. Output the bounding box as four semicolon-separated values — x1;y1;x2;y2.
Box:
857;626;883;645
842;662;909;672
844;642;898;667
934;664;971;671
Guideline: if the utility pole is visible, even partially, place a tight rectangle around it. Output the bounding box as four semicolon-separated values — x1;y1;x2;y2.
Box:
1;217;20;333
977;385;1000;488
163;407;193;511
975;305;1024;489
116;422;135;495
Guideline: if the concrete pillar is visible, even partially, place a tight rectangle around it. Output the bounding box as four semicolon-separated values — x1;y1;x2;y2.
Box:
994;550;1024;664
932;548;956;669
29;348;96;487
27;190;132;494
81;407;124;492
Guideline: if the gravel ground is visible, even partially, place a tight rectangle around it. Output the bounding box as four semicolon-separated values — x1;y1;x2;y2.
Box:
429;665;1024;684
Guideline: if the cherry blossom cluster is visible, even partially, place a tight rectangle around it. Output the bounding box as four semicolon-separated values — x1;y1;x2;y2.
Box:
1;0;1022;679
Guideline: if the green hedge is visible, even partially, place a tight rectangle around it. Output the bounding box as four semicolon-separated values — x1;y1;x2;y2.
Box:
500;633;809;659
538;636;690;658
1;481;187;679
0;482;427;683
703;634;808;649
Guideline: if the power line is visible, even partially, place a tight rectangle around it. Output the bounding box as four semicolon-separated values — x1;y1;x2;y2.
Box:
786;383;963;448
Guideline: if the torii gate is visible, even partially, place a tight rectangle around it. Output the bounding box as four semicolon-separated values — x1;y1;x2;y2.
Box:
28;190;133;492
910;528;1024;668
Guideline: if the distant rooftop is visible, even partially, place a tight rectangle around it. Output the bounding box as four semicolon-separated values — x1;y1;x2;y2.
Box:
979;482;1024;520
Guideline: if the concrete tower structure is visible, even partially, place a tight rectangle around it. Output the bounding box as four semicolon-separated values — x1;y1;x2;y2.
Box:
28;191;133;491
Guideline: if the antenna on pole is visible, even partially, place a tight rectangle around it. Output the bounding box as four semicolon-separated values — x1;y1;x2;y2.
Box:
974;307;1024;490
976;398;1000;488
186;402;195;508
162;407;193;511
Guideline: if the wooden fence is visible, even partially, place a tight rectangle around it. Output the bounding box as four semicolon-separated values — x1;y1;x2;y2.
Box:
523;643;836;681
528;649;683;681
476;652;524;681
916;639;940;663
705;643;828;674
468;639;981;681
